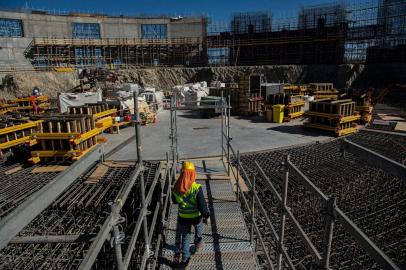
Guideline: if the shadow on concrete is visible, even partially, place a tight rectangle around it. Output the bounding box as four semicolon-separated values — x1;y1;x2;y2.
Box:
234;115;268;123
267;125;328;137
177;110;220;119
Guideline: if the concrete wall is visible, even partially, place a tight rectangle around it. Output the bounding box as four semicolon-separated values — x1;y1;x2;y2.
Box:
0;37;32;70
0;11;206;39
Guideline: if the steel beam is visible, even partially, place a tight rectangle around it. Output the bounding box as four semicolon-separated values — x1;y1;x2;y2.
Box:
341;139;406;179
0;144;103;250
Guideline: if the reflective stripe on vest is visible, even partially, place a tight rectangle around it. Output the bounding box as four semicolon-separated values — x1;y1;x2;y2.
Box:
172;182;202;219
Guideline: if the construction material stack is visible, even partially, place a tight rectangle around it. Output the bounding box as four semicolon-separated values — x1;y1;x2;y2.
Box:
308;83;339;100
283;84;309;96
304;99;361;136
68;102;117;132
29;115;100;163
138;99;156;125
14;96;50;113
353;94;373;124
209;86;240;114
0;99;17;115
267;93;305;122
238;74;263;115
0;115;42;159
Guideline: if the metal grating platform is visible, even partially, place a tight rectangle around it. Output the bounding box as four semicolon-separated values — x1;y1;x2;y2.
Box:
160;159;258;269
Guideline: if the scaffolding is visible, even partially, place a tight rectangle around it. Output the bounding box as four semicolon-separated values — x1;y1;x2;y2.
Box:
207;0;406;66
25;37;206;69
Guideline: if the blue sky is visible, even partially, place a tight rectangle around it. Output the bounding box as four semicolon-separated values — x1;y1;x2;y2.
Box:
1;0;334;21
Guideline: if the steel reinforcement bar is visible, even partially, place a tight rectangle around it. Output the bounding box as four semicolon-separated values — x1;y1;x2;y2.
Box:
220;108;403;270
0;144;103;250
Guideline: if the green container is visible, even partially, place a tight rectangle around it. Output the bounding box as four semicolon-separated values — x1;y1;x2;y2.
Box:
272;105;285;123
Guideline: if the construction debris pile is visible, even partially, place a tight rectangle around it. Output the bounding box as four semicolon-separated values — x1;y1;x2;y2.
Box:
172;81;209;105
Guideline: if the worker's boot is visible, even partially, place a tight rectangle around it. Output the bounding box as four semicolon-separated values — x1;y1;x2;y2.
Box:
195;241;204;253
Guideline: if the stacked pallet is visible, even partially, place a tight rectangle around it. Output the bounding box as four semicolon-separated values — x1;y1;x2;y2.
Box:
304;99;361;136
0;116;42;158
68;102;117;132
0;99;17;115
283;84;309;96
209;74;264;116
29;115;100;163
14;96;50;113
267;93;305;121
308;83;339;100
352;94;373;124
238;74;263;115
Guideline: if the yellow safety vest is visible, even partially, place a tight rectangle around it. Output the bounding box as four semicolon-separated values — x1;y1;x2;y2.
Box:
172;182;202;219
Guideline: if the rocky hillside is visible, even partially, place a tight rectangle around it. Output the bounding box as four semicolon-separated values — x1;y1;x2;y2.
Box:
1;64;406;98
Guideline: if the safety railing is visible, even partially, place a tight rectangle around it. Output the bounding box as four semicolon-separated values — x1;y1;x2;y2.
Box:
220;97;401;270
79;89;175;270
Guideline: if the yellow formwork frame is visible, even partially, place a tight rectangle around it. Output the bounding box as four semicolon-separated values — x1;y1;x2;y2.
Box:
0;136;31;150
33;128;101;145
0;120;43;136
30;143;98;163
288;111;305;119
305;112;361;123
303;123;358;136
15;96;49;103
93;108;117;120
15;103;51;110
355;105;373;113
96;116;114;132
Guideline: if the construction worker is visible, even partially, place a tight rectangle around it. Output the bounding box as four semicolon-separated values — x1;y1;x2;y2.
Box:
30;87;40;114
172;161;210;268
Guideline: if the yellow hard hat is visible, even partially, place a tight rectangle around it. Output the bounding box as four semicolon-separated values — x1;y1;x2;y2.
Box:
182;161;195;171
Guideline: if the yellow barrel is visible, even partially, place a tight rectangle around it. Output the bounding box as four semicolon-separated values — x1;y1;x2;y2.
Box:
272;105;285;123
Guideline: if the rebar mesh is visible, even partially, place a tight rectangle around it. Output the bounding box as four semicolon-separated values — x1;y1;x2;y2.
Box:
0;161;160;270
239;132;406;269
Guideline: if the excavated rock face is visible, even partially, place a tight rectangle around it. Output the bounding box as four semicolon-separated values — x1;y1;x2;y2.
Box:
0;72;78;98
1;64;405;98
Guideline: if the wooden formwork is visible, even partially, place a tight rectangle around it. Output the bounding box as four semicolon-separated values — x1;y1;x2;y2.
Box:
283;84;309;96
239;92;263;115
68;102;118;132
308;83;334;91
304;99;360;136
353;94;373;124
308;83;339;100
14;96;50;113
308;99;356;116
0;117;43;158
29;115;100;163
284;101;305;121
